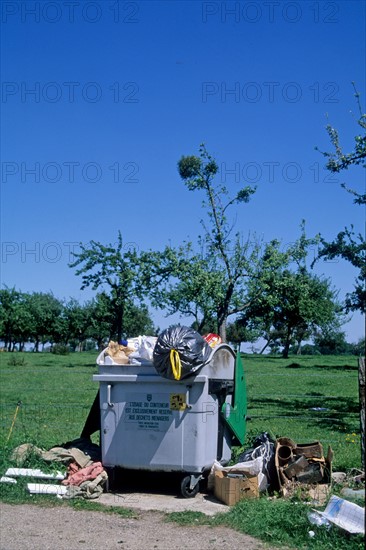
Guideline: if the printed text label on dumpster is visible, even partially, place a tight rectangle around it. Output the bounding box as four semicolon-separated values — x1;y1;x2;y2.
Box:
123;397;173;431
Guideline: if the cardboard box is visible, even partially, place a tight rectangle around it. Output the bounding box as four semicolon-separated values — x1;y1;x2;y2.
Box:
274;437;333;500
275;439;333;481
295;441;323;459
214;470;259;506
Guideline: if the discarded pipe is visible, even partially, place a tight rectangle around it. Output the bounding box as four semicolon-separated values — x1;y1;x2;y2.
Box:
277;445;293;465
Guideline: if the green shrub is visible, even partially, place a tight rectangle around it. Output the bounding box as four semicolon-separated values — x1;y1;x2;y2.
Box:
51;344;70;355
7;355;27;367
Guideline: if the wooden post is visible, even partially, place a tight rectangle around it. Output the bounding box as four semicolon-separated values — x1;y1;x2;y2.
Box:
359;357;365;470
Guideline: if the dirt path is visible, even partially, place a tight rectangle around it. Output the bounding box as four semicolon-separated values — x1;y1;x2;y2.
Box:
0;503;269;550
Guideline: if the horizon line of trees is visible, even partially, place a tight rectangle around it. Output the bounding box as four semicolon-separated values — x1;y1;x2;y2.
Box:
0;287;155;353
0;285;363;356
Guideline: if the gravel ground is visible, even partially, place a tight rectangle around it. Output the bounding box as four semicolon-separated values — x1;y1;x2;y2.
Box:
0;503;270;550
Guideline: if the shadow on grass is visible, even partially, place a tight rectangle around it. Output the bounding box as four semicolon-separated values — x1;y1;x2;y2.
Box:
286;363;358;372
243;355;358;371
249;393;359;432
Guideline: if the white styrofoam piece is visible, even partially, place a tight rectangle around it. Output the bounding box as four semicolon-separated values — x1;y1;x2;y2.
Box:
27;483;67;495
5;468;65;480
0;476;17;484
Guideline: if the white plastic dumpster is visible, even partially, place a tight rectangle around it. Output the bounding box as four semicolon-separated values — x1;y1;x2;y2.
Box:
93;343;246;497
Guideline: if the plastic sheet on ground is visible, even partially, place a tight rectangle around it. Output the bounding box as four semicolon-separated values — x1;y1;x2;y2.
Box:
312;495;365;535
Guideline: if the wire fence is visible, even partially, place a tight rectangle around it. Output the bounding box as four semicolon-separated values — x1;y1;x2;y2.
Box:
0;362;362;468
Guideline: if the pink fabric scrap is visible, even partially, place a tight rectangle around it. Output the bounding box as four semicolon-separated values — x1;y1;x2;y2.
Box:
62;461;104;486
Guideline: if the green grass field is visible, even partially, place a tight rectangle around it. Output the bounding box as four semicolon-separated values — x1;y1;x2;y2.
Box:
242;354;361;471
0;351;361;467
0;351;364;549
0;351;99;449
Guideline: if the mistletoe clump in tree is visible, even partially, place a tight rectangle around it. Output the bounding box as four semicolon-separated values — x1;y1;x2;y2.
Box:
177;146;259;341
138;144;259;341
136;145;260;340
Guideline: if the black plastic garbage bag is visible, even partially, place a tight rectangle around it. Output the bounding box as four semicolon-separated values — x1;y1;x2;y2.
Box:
153;325;212;380
238;432;278;492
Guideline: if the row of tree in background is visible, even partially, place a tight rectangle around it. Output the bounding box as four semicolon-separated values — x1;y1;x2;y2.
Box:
0;284;363;356
0;287;154;353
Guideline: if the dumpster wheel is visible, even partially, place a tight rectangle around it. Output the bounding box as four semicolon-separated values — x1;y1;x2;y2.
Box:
180;475;200;498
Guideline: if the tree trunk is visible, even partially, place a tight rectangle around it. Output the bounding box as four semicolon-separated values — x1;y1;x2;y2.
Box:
359;357;365;470
197;317;208;334
260;340;271;354
218;318;227;342
116;300;125;342
217;282;235;343
282;326;292;358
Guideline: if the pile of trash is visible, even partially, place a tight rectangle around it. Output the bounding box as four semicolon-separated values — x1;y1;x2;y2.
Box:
1;438;107;500
211;433;335;504
209;432;276;504
100;336;158;365
274;437;333;498
98;328;222;376
209;431;364;535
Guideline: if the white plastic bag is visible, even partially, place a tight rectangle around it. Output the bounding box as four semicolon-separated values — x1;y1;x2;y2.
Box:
128;336;157;362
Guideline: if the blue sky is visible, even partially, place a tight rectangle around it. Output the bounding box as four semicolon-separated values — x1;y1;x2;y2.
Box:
1;0;365;342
